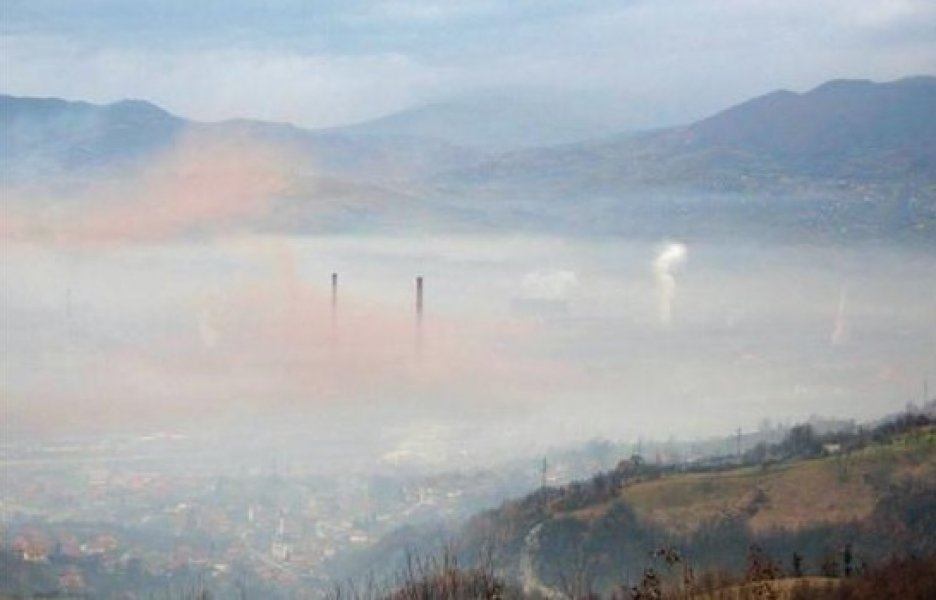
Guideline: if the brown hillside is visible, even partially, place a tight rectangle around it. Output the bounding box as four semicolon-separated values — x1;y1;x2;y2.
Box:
571;429;936;536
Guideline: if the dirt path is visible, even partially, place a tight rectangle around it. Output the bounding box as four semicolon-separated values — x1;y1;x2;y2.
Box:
521;522;565;600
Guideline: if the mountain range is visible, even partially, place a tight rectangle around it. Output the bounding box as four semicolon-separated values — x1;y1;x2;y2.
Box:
0;94;477;185
2;76;934;239
330;90;636;151
437;76;936;194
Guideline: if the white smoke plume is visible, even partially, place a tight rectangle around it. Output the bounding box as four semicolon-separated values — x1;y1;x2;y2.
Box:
831;284;849;346
521;270;579;300
653;242;688;325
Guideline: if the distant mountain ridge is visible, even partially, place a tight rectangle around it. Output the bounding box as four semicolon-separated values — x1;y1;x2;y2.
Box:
3;76;934;239
4;76;933;188
436;76;936;195
684;76;936;179
0;93;485;185
0;93;487;234
329;91;634;151
0;94;185;178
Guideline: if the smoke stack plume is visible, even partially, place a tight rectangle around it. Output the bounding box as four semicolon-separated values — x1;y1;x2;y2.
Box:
831;284;848;346
653;242;688;326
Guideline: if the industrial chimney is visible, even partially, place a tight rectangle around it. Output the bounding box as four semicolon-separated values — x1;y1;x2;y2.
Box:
331;272;338;311
415;276;424;356
416;276;424;320
330;273;338;352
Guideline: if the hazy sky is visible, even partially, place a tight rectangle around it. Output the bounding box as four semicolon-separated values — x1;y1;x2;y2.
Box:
2;0;934;129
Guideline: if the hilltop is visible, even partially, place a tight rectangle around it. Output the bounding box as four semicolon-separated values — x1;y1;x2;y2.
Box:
438;76;936;193
330;90;633;152
0;93;480;186
430;77;936;241
333;415;936;596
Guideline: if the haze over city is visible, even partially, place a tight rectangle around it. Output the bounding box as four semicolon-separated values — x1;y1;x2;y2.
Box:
2;2;935;598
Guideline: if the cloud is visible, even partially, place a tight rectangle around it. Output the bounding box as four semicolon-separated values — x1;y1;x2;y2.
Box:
354;1;501;24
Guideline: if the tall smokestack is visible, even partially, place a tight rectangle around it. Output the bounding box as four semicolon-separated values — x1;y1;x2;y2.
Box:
416;276;424;319
331;273;338;312
415;276;424;357
330;273;338;352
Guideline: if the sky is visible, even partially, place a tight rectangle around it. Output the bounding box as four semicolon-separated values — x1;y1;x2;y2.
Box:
2;0;935;130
